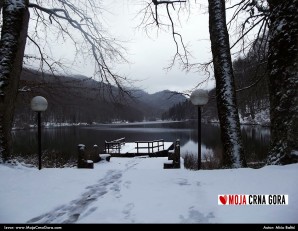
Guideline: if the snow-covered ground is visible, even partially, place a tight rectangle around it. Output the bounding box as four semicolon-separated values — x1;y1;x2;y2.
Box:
0;157;297;224
12;122;90;130
210;109;271;126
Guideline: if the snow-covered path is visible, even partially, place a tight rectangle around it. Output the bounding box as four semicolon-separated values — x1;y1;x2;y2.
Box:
0;157;297;223
27;158;139;223
27;170;123;223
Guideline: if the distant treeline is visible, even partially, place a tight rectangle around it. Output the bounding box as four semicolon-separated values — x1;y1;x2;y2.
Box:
13;69;186;127
162;40;270;123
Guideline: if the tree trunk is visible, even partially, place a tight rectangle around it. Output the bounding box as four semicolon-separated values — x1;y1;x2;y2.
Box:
208;0;246;168
266;0;298;165
0;0;29;160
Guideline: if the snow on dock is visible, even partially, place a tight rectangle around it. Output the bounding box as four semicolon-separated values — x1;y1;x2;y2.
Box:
104;138;173;156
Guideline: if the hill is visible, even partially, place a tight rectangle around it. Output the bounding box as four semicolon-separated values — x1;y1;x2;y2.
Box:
13;69;186;127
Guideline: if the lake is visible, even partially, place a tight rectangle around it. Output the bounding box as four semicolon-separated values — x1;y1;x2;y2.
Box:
12;121;270;163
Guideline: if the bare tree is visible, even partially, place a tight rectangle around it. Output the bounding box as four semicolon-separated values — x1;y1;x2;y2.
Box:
266;0;298;164
0;0;29;160
0;0;128;160
227;0;298;165
208;0;246;168
142;0;296;167
144;0;246;168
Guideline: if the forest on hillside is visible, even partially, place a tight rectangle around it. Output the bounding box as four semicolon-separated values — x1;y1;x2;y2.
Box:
162;37;270;126
13;69;186;128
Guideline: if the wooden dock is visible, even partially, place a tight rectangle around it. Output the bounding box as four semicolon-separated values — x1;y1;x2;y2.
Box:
104;138;174;157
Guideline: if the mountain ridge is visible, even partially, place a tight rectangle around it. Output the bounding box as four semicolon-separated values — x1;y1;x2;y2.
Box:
13;69;186;126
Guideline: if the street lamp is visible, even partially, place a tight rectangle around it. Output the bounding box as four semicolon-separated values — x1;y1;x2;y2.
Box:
31;96;48;170
190;89;209;170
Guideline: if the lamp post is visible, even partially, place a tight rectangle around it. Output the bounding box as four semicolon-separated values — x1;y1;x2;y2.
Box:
190;89;209;170
31;96;48;170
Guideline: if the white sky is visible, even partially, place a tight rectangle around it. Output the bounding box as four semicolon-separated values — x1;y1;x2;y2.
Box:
99;0;214;94
25;0;252;94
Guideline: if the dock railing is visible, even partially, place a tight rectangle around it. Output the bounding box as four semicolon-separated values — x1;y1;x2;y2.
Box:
105;137;125;154
135;139;164;154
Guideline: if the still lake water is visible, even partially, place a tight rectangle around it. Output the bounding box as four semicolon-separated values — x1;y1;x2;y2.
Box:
12;121;270;162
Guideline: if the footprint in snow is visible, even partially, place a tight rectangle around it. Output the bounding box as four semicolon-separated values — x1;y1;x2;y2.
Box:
176;178;191;186
27;170;123;224
122;203;135;221
179;207;215;223
123;180;131;189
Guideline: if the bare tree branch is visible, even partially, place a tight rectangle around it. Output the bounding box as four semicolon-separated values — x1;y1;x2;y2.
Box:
138;0;193;71
26;0;132;101
227;0;270;56
27;36;57;74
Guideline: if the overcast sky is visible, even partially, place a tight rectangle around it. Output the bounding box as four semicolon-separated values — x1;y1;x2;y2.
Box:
99;0;214;94
26;0;246;94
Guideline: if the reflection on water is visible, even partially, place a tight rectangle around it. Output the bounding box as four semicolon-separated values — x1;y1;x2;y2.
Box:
181;140;213;159
12;121;270;162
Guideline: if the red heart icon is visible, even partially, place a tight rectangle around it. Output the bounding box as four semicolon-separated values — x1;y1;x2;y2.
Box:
219;195;227;205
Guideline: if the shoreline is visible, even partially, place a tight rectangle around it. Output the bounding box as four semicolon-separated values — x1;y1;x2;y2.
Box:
12;119;270;131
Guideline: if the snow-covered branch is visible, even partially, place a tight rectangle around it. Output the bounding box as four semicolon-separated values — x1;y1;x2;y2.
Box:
227;0;270;56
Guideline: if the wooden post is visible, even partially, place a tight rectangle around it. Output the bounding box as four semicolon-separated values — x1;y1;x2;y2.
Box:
77;144;94;169
105;141;108;154
93;144;98;153
77;144;85;168
93;144;100;162
136;142;139;154
174;139;181;168
164;139;180;169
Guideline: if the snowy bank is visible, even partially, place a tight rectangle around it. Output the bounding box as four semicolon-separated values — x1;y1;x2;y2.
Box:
0;158;297;223
239;109;271;126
